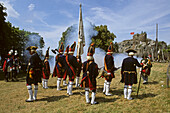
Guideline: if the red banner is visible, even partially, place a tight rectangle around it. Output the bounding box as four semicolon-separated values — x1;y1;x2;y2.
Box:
130;32;134;35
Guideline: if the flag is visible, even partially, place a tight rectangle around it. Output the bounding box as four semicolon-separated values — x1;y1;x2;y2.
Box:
130;32;134;35
77;4;85;56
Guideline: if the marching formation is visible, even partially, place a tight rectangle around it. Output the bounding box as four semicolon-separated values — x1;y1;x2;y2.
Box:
1;41;149;105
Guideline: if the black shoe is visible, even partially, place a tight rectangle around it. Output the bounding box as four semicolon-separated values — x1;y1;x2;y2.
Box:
143;82;148;84
127;97;133;100
91;101;99;105
25;99;34;102
86;102;90;104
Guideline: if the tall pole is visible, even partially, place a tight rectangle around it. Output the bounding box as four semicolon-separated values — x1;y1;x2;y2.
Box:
77;4;85;57
155;23;158;60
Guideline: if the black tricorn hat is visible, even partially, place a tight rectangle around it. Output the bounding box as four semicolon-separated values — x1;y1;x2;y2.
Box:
26;46;38;51
125;49;137;53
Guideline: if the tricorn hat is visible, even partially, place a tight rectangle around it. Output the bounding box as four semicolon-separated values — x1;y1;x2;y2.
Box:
58;42;64;54
87;43;95;60
125;49;137;53
125;49;137;56
69;42;76;54
26;46;38;51
107;42;114;54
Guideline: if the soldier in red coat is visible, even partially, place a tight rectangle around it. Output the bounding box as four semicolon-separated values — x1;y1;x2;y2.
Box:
62;45;69;86
103;42;118;96
66;42;79;95
3;50;13;82
52;43;65;91
75;54;82;87
12;50;19;81
25;46;42;102
140;53;152;84
42;47;50;89
80;43;99;105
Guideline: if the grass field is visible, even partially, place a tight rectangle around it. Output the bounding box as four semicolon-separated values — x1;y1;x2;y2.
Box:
0;62;169;113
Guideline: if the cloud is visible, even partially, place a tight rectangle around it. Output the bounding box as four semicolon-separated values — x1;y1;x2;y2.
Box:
64;0;80;5
32;11;49;25
34;25;68;54
1;1;20;19
59;10;73;18
25;19;33;23
85;0;170;43
28;4;35;11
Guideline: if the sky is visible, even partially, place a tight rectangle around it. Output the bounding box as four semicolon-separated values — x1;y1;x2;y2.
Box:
1;0;170;52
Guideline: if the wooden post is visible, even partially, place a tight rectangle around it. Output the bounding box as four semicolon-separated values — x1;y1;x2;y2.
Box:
167;64;170;88
155;24;158;61
151;48;155;62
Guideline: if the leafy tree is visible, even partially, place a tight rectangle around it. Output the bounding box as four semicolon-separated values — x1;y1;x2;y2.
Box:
0;3;45;60
0;3;7;59
59;26;73;48
91;25;116;51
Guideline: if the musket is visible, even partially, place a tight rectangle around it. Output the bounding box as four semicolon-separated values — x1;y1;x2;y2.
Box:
137;68;142;97
97;67;121;79
98;66;104;70
78;71;90;96
51;48;59;54
43;47;50;61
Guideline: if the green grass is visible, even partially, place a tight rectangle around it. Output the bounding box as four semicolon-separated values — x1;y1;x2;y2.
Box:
0;62;169;113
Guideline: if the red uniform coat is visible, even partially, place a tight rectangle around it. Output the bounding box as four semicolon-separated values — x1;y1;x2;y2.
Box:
42;59;50;79
80;60;99;91
104;54;117;82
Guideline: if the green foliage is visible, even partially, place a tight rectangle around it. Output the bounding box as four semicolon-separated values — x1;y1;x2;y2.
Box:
58;26;74;49
0;3;45;60
168;44;170;49
163;44;170;53
91;25;116;51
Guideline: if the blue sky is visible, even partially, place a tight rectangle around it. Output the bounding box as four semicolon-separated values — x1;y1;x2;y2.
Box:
1;0;170;51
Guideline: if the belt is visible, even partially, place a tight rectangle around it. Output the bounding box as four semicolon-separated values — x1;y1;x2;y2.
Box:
123;71;136;74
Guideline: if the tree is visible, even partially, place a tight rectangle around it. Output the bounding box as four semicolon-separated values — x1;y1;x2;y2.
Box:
91;25;116;51
59;26;73;48
0;3;45;60
0;3;7;59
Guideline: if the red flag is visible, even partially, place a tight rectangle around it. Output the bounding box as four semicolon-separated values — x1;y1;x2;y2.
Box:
130;32;134;35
